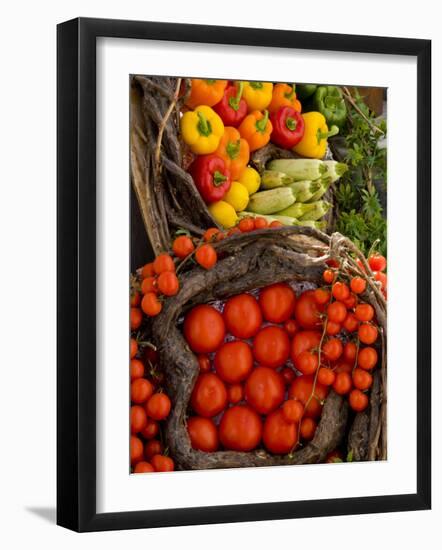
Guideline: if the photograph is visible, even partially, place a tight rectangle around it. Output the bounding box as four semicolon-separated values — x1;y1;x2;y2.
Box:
129;76;388;473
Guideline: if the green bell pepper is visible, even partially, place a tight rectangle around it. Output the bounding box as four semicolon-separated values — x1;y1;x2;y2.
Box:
312;86;347;128
296;84;317;100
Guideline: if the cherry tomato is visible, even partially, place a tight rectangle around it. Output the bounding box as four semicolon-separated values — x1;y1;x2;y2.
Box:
349;389;369;412
368;253;387;272
131;378;154;404
131;290;141;307
134;461;155;473
355;303;374;322
323;269;335;284
291;330;321;360
358;323;378;344
184;304;225;353
323;338;343;361
259;283;296;323
252;326;290;369
130;359;144;383
245;366;285;414
151;455;175;472
214;341;253;383
332;282;350;301
223;293;262;339
335;362;353;374
131;435;144;465
295;350;319;375
281;367;296;385
263;409;297;454
294;290;323;329
373;271;387;290
284;319;298;338
282;399;304;423
130;338;138;359
289;375;328;419
300;417;317;440
130;307;143;329
326;321;342;335
343;312;359;332
131;405;148;433
326;259;340;268
187;416;219;452
350;277;367;294
228;383;244;404
153;253;175;275
254;216;268;229
141;262;155;278
141;276;158;294
327;301;347;323
195;244;217;269
342;293;357;309
191;373;227;417
343;341;358;364
357;347;378;370
325;449;344;463
269;220;283;228
314;288;331;305
197;354;211;373
219;405;262;451
144;439;164;460
352;368;373;391
141;293;162;316
172;235;195;259
157;271;179;296
238;217;255;232
203;227;221;242
145;393;171;420
317;367;336;386
227;227;242;236
140;418;159;440
332;371;352;395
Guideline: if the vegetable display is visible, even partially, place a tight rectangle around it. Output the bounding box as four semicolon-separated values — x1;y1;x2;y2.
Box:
130;75;387;474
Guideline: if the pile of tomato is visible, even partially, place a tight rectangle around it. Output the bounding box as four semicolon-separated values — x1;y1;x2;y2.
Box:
183;252;387;456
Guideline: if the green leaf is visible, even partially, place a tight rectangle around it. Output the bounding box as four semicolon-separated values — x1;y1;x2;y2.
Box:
346;450;354;462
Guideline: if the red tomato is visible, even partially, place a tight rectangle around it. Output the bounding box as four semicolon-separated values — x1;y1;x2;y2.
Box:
317;367;336;386
140;418;159;440
263;409;297;454
352;368;373;391
350;277;367;294
259;283;296;323
130;338;138;359
343;342;358;364
151;455;175;472
214;341;253;383
323;269;335;284
282;399;304;423
228;383;244;404
335;362;353;374
358;323;378;344
130;307;143;329
141;293;162;316
281;367;296;385
357;347;378;370
254;217;268;229
327;301;347;323
130;358;144;381
291;330;322;359
368;253;387;272
238;217;255;232
130;435;144;464
141;276;158;295
223;293;262;339
131;378;154;404
355;303;374;322
245;366;285;414
141;262;155;278
289;375;329;418
134;461;154;473
144;439;164;460
157;271;179;296
294;350;319;375
203;227;221;242
269;220;283;228
294;290;323;329
373;271;387;290
284;319;298;337
349;389;369;412
343;312;359;332
197;354;211;373
314;288;331;305
131;405;148;433
131;290;141;307
342;293;357;309
325;449;344;463
332;371;352;395
322;338;343;361
184;304;226;353
145;393;171;420
300;417;317;440
153;253;175;275
332;282;350;301
187;416;219;452
326;321;342;335
195;244;217;270
219;405;262;451
253;326;290;368
172;235;195;258
191;373;228;417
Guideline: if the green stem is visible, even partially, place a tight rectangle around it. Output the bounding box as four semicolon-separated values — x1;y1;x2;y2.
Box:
255;110;269;133
226;139;240;160
228;81;244;112
197;111;212;137
285;117;297;131
250;81;263;90
317;124;339;142
213;170;227;187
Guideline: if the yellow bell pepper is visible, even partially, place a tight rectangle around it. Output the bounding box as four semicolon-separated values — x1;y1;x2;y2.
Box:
292;112;339;159
180;105;225;155
240;81;273;112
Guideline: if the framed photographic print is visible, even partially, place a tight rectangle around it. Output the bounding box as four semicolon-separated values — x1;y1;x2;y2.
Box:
57;17;431;532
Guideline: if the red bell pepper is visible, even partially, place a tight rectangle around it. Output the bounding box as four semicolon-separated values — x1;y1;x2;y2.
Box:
189;154;231;204
270;106;305;149
213;82;247;127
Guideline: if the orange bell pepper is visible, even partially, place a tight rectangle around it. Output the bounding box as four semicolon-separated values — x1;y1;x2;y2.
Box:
268;83;301;114
186;79;228;109
238;110;273;152
214;127;250;180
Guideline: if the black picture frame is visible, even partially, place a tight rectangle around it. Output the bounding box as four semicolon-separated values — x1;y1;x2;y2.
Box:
57;17;431;532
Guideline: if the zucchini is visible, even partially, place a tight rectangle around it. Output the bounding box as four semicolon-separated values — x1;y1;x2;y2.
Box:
260;170;294;189
247;187;296;215
293;219;327;230
267;159;326;181
276;202;317;219
322;161;348;183
306;177;331;203
298;200;332;221
286;180;321;203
